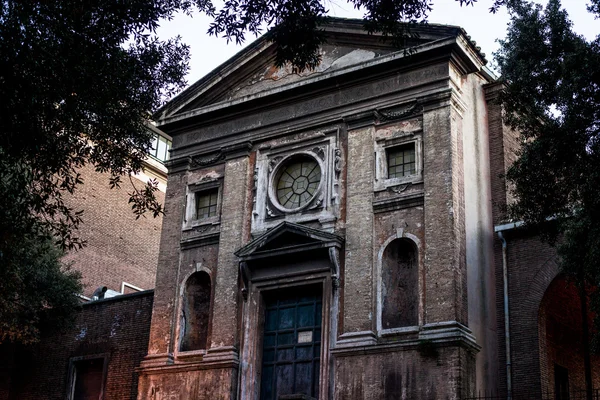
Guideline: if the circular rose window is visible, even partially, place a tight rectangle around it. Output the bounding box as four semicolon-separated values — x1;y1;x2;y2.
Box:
274;155;322;210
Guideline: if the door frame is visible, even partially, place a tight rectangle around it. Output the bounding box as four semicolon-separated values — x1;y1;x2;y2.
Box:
239;272;337;400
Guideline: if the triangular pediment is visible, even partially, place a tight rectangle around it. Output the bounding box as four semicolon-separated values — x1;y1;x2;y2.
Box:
235;221;343;259
155;19;482;122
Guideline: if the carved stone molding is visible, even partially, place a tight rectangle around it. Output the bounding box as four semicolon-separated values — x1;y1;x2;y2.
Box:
268;156;283;173
328;247;341;291
344;111;377;130
191;152;224;167
190;141;253;167
389;182;412;194
334;148;342;179
239;262;250;301
375;101;423;123
221;141;253;160
312;146;325;160
180;231;220;250
372;192;424;214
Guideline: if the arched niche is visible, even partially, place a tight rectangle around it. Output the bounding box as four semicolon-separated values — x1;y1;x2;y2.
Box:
180;271;211;352
381;238;419;329
538;275;599;396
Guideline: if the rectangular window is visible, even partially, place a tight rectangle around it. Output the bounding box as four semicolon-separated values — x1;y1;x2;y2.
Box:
150;135;158;158
147;133;172;162
195;189;219;220
157;136;169;161
69;358;106;400
387;144;416;179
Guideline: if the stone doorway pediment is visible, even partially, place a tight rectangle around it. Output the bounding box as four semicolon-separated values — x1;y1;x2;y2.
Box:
235;222;343;300
234;221;343;261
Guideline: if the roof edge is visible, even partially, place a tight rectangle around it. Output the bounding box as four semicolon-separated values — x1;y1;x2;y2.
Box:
154;18;486;122
157;35;471;128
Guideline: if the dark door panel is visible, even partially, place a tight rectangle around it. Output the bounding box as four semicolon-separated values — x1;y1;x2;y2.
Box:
260;287;322;400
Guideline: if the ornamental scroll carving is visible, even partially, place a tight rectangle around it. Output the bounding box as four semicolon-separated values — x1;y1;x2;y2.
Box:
191;151;225;167
252;168;259;216
334;148;342;179
268;156;283;173
375;102;423;123
328;247;341;290
312;146;326;160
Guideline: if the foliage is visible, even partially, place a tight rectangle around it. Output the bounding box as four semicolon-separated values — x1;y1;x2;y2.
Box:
0;149;84;343
496;0;600;348
207;0;503;71
0;230;82;344
0;0;206;249
0;0;212;344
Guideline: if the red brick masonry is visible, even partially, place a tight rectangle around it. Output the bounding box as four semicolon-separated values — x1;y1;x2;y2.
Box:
1;290;153;400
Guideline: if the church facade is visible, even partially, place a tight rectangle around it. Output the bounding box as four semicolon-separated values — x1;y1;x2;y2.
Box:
139;19;500;399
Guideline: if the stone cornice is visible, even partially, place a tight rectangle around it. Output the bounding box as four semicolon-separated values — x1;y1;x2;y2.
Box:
332;321;480;357
180;231;220;250
136;358;239;375
165;141;253;173
235;221;344;259
373;191;425;214
157;36;481;131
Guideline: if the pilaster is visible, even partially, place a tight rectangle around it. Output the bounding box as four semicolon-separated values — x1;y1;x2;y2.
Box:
210;152;252;352
422;94;468;325
144;170;187;359
342;121;375;337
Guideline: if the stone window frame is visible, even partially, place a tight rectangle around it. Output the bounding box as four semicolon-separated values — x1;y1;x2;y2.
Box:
66;353;109;400
239;276;335;400
375;230;422;337
252;130;341;234
267;151;326;214
183;179;223;230
374;131;423;192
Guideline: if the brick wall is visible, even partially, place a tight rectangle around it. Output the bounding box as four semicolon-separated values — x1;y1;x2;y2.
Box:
485;83;521;225
62;164;164;297
494;229;559;397
6;291;153;400
493;230;600;397
539;276;600;393
333;346;475;399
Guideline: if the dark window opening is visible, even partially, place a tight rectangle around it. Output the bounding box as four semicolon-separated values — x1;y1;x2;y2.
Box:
554;364;569;400
387;144;416;179
195;189;219;220
180;271;211;351
71;358;105;400
148;133;171;162
381;238;418;329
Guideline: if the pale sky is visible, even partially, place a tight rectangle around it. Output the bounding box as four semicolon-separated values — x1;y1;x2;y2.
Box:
157;1;598;88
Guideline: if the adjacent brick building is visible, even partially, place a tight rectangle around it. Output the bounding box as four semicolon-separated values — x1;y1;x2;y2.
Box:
62;124;170;298
7;291;154;400
0;126;170;400
492;227;600;398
